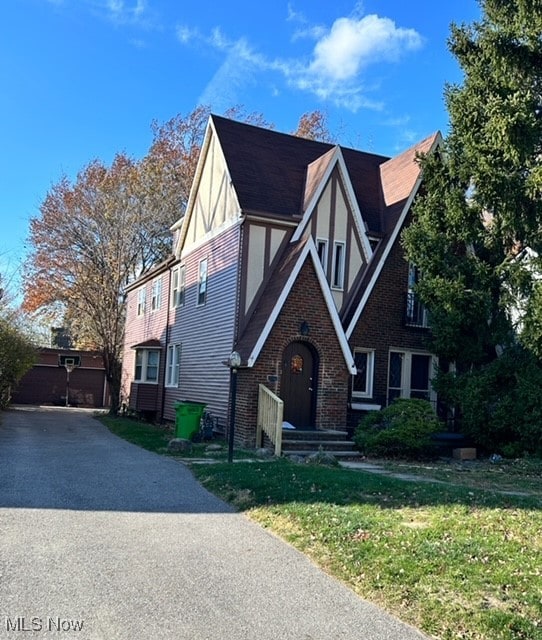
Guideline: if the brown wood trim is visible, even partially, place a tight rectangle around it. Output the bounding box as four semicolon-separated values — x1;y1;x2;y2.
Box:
237;221;251;333
264;226;271;270
336;175;367;315
238;222;293;335
311;206;318;237
328;172;337;277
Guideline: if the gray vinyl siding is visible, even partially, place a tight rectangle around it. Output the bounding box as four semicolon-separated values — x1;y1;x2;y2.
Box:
163;224;240;425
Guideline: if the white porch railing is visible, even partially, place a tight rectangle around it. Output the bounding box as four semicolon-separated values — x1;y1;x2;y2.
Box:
256;384;284;456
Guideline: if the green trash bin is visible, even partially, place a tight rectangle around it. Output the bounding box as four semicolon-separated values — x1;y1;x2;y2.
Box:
174;401;206;440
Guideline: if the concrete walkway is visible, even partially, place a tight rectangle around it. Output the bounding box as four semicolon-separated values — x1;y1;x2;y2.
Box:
339;460;451;483
0;406;428;640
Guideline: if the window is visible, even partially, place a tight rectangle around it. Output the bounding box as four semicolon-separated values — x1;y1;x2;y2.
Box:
197;258;208;306
316;239;328;275
352;349;375;398
171;265;186;308
134;349;160;383
165;344;181;387
406;263;429;327
387;350;436;405
331;241;345;289
137;287;146;316
151;278;162;312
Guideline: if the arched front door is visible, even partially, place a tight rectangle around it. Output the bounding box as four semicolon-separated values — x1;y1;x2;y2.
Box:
282;341;317;429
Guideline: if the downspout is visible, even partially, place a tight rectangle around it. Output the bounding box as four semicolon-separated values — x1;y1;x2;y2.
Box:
160;266;172;422
234;216;246;347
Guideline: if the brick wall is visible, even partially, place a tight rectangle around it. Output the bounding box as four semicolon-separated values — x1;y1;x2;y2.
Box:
234;256;350;447
347;215;431;430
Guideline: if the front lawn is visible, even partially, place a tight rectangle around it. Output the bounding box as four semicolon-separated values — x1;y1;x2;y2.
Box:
98;414;254;460
98;415;542;639
372;457;542;498
99;415;172;453
191;459;542;640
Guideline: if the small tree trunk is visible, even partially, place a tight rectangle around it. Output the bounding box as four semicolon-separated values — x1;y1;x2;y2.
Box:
102;349;122;415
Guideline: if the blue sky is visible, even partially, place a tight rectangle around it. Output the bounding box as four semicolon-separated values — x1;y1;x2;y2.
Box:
1;0;480;293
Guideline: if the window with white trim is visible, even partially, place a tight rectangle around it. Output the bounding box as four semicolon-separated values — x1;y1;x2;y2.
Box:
137;287;146;316
165;344;181;388
151;278;162;312
171;265;186;308
331;241;345;289
352;349;375;398
387;350;437;405
406;263;429;327
134;349;160;383
316;239;328;275
197;258;208;306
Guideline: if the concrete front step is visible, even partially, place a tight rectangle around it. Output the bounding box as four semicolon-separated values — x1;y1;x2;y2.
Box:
280;428;357;457
282;429;350;442
282;439;358;452
283;450;360;459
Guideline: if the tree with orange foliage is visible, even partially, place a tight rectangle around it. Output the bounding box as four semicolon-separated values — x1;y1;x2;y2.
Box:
23;154;159;413
142;105;272;220
23;106;280;413
293;110;333;142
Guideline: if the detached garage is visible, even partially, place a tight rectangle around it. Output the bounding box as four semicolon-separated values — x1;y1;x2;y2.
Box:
11;348;110;408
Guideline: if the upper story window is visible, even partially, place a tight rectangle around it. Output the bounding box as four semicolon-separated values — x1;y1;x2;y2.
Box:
405;263;429;328
331;241;345;289
171;265;186;308
137;287;146;316
134;349;160;383
197;258;208;306
352;349;375;398
316;239;328;275
151;278;162;312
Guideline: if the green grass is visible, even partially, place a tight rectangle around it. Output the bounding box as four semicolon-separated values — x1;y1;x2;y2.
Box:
371;457;542;497
191;460;542;640
99;415;172;453
98;414;254;460
98;415;542;639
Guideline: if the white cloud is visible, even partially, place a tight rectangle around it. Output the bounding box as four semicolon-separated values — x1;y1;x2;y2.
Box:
384;115;411;127
292;24;327;42
45;0;157;28
291;13;422;110
194;34;265;110
307;15;423;83
178;10;423;113
88;0;154;27
198;48;257;111
287;3;303;23
176;25;199;44
286;3;325;41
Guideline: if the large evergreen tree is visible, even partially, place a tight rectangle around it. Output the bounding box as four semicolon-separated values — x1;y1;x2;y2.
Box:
403;0;542;369
402;0;542;453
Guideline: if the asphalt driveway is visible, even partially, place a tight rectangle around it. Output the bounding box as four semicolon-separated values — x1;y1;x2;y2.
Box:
0;406;428;640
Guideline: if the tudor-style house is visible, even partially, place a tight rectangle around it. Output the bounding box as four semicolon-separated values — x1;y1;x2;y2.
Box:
121;115;440;447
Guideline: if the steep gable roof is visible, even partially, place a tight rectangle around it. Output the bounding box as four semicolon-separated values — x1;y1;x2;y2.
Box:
379;132;440;228
211;115;389;230
234;236;356;374
344;131;442;336
303;147;337;212
291;145;374;261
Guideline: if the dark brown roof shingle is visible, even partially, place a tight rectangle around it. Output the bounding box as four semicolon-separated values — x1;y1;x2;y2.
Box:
211;115;389;231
